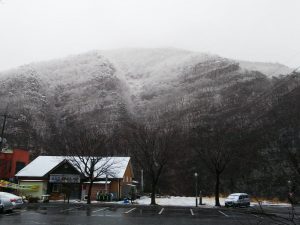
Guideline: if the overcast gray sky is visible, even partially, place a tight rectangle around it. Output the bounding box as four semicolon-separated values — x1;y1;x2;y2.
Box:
0;0;299;71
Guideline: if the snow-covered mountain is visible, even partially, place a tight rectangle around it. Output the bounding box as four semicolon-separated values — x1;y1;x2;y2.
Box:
238;60;293;77
0;48;294;149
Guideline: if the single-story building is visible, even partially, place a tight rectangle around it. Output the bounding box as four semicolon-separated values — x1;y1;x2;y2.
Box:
15;156;135;201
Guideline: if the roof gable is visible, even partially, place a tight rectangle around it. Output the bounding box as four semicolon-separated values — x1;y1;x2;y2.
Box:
15;156;131;179
48;159;81;175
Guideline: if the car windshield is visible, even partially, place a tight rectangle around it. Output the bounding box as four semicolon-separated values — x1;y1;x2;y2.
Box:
227;195;239;200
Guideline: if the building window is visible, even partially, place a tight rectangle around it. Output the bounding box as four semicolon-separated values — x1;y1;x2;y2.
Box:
52;184;62;192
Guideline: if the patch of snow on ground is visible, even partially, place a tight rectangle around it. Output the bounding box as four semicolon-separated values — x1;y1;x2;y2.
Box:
135;196;225;207
49;196;291;208
252;201;290;207
135;196;291;208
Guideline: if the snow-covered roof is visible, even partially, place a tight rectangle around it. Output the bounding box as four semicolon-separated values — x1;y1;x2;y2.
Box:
84;181;111;184
228;193;248;196
15;156;131;179
16;156;65;178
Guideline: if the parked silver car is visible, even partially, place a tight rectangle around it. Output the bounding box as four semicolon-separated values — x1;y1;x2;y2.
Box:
225;193;250;207
0;192;24;209
0;197;14;213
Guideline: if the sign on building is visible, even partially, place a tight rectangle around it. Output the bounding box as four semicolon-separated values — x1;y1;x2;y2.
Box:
49;174;80;183
0;180;39;191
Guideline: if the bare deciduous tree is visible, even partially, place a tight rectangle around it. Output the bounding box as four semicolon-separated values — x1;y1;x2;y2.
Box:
63;126;115;204
193;119;241;206
127;121;179;205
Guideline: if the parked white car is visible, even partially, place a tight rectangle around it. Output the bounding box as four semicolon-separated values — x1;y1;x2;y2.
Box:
0;197;14;213
0;192;24;209
225;193;250;207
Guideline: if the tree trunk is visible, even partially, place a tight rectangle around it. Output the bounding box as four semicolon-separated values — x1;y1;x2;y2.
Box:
150;182;157;205
215;171;221;207
87;180;93;204
67;193;70;204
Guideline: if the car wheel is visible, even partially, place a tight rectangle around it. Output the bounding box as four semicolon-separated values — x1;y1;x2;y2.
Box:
0;207;3;214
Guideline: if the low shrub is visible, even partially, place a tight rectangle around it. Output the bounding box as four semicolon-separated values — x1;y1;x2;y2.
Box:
27;196;40;203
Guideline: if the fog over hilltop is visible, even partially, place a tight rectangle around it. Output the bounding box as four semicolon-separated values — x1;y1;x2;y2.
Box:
0;48;296;151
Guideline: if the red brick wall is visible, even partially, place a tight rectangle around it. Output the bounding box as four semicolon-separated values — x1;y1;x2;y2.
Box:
0;152;13;179
83;183;111;200
11;149;30;177
0;149;29;179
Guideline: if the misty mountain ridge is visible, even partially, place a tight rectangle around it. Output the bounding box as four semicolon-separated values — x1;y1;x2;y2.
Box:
0;48;297;151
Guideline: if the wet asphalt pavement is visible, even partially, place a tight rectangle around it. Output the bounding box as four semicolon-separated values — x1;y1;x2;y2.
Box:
0;203;298;225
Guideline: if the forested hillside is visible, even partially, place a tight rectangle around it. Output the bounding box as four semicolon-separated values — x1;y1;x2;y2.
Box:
0;48;299;199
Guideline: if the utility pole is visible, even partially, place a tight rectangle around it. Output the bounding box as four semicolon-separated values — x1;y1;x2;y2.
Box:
105;174;108;194
141;169;144;194
0;113;8;151
194;172;198;207
0;109;17;151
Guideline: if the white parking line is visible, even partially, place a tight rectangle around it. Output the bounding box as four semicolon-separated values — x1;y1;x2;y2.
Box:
158;208;164;215
60;206;83;212
5;209;27;216
17;209;27;214
60;208;73;212
5;212;20;216
124;208;136;214
41;206;59;208
218;210;229;217
252;214;263;219
190;209;194;216
92;207;109;213
24;212;36;215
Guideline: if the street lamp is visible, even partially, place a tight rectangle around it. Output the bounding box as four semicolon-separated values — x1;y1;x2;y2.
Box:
287;180;293;204
105;174;108;194
194;172;198;207
141;169;144;194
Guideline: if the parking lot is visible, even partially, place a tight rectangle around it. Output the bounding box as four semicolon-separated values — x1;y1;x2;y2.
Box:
0;204;298;225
